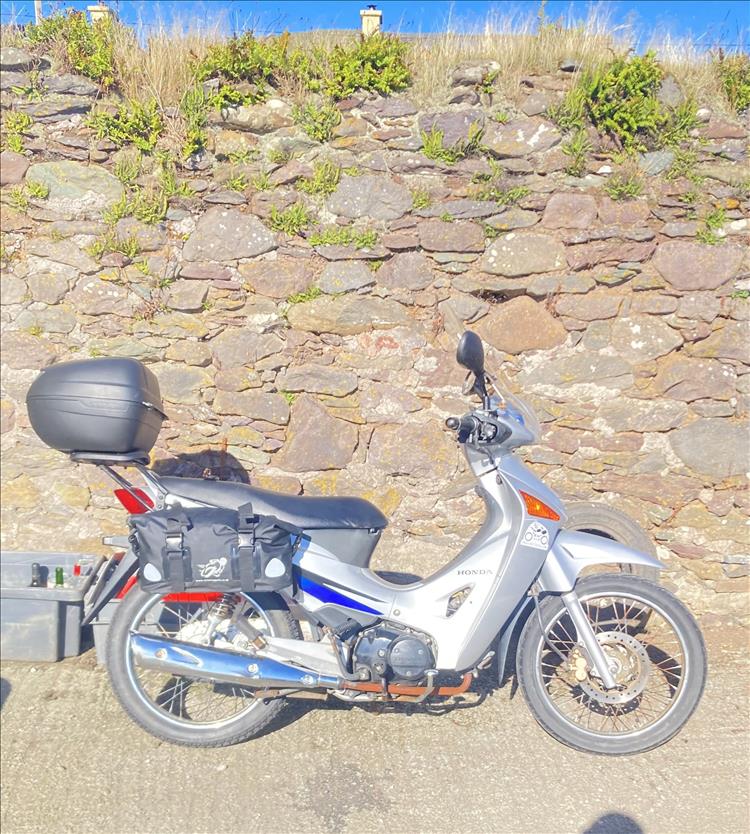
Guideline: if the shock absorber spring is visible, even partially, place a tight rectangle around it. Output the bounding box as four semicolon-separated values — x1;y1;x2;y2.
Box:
211;593;238;621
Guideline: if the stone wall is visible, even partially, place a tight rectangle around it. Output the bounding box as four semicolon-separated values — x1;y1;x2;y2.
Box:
1;47;748;622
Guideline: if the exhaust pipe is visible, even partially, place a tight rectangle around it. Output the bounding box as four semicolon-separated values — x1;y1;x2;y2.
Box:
130;633;342;690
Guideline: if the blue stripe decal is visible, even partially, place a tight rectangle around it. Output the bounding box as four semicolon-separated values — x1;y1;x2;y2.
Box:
298;573;382;615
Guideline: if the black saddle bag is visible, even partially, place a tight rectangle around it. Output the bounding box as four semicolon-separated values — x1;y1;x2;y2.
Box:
129;502;300;594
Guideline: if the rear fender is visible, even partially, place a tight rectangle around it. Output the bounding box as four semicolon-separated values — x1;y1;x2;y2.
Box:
538;530;663;593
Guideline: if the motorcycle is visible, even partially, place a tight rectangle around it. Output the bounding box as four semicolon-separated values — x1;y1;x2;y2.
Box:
27;332;707;754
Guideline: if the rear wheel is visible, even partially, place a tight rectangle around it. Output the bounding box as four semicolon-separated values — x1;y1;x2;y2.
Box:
517;575;706;755
107;586;300;747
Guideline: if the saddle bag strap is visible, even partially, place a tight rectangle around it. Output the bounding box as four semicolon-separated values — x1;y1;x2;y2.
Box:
164;515;187;591
236;503;257;591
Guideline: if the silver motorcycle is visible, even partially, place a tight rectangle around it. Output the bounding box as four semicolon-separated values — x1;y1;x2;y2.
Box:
101;331;706;755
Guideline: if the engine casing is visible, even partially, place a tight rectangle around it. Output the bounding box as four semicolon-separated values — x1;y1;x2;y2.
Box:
351;624;435;683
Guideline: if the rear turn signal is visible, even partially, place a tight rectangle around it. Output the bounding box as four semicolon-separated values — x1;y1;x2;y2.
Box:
520;491;560;521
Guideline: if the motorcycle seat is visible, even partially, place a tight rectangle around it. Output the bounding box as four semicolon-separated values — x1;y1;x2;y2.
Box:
159;476;388;531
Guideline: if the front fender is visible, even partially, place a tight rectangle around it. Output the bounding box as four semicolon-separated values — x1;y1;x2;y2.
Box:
537;530;663;593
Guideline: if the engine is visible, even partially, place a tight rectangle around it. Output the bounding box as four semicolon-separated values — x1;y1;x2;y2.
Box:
351;624;435;684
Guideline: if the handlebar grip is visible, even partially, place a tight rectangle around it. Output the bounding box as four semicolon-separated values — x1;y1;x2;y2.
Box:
445;415;479;433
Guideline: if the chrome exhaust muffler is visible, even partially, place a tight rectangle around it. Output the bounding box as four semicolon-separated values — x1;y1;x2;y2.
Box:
130;633;342;690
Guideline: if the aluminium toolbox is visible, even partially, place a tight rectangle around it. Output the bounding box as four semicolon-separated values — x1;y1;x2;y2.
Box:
0;551;104;662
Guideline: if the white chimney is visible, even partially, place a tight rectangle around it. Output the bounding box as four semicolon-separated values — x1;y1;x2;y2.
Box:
360;5;382;37
87;3;115;23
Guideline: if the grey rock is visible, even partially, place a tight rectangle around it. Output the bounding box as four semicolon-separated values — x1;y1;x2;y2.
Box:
25;238;99;274
450;65;490;87
670;419;749;479
0;150;29;186
610;315;683;363
0;70;29;90
639;150;675;176
114;217;167;252
179;262;234;281
376;252;434;291
541;192;598;229
651;356;736;402
485;208;540;230
418;110;485;147
213;390;290;425
26;272;70;304
150;363;212;405
518;353;634;390
286;295;408;335
326;174;411;221
25;160;124;219
653;241;744;290
521;90;551;116
657;75;685;109
483;117;561;158
16;96;92;122
165;280;208;312
449;86;480;105
417;199;506;220
0;47;36;71
359;383;424;422
219;101;293;133
43;73;99;96
527;273;596;297
279;364;358;397
240;257;313;299
317;261;375;294
16;305;76;334
418;219;485;253
476;296;567;354
1;275;27;305
439;293;489;325
559;59;580;72
210;328;284;369
68;274;133;316
361;98;418;118
598;397;688;433
690;321;750;364
274;395;357;471
0;331;58;369
204;190;247;205
369;421;456;479
481;232;565;276
183;207;276;261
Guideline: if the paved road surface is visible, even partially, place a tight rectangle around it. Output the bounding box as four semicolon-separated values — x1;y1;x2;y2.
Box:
1;626;747;834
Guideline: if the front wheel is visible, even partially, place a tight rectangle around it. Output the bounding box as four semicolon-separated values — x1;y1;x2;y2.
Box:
517;575;706;755
107;585;301;747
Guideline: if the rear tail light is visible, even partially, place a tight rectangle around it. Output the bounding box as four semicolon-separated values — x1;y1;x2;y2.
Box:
114;488;153;514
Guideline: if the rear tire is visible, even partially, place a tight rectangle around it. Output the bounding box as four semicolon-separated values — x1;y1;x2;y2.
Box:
565;501;660;582
107;586;301;748
517;575;706;755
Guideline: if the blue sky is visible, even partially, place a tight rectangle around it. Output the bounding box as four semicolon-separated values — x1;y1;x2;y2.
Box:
1;1;747;49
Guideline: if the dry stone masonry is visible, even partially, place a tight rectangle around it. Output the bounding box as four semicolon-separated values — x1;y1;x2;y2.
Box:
1;47;748;622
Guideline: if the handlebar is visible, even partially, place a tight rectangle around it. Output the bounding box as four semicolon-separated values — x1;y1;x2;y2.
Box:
445;415;480;434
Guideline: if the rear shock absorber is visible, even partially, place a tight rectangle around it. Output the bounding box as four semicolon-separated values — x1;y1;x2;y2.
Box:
201;593;239;644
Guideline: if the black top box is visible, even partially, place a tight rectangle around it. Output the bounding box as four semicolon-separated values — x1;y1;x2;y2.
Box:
26;358;166;457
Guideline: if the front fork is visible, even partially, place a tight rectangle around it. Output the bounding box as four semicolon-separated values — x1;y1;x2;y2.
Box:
561;591;618;690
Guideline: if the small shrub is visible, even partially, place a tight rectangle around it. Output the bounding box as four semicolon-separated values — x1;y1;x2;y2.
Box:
280;390;296;405
87;100;163;153
267;148;292;165
292;101;341;142
287;285;322;304
696;207;726;245
666;148;703;183
309;226;377;249
228;148;259;164
561;128;593;177
87;231;140;260
472;161;530;204
226;173;248;192
130;187;168;224
268;202;311;235
25;181;49;199
478;68;499;95
8;186;28;211
492;110;510;124
113;151;142;186
605;169;644;200
4;111;33;135
297;160;340;196
658;100;698;147
180;85;209;158
411;188;431;209
715;53;750;113
157;158;193;198
420;122;483;163
25;11;116;88
324;34;410;100
251;171;273;192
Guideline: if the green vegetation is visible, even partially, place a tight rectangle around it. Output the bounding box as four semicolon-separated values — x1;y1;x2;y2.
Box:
323;33;410;100
342;166;361;176
25;181;49;199
420;122;483;163
561;129;593;177
226;173;248;192
3;111;33;153
715;53;750;113
87;100;163;153
472;161;530;204
309;226;378;249
251;170;273;191
268;202;311;235
86;231;140;260
411;188;431;209
730;289;750;300
228;148;258;164
286;286;322;304
280;390;297;405
491;110;510;124
696;207;726;245
604;168;644;200
7;186;29;211
292;101;341;142
478;68;499;96
297;160;340;196
24;10;116;88
113;151;142;186
665;148;703;183
267;148;292;165
550;51;696;150
180;85;210;158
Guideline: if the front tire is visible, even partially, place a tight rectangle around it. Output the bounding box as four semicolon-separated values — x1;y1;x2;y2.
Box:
517;575;706;755
107;586;301;748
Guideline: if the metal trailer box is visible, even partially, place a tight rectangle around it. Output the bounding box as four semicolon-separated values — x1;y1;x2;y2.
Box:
25;357;165;456
0;552;103;662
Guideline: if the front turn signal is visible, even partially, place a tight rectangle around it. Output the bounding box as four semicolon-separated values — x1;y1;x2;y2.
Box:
520;491;560;521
